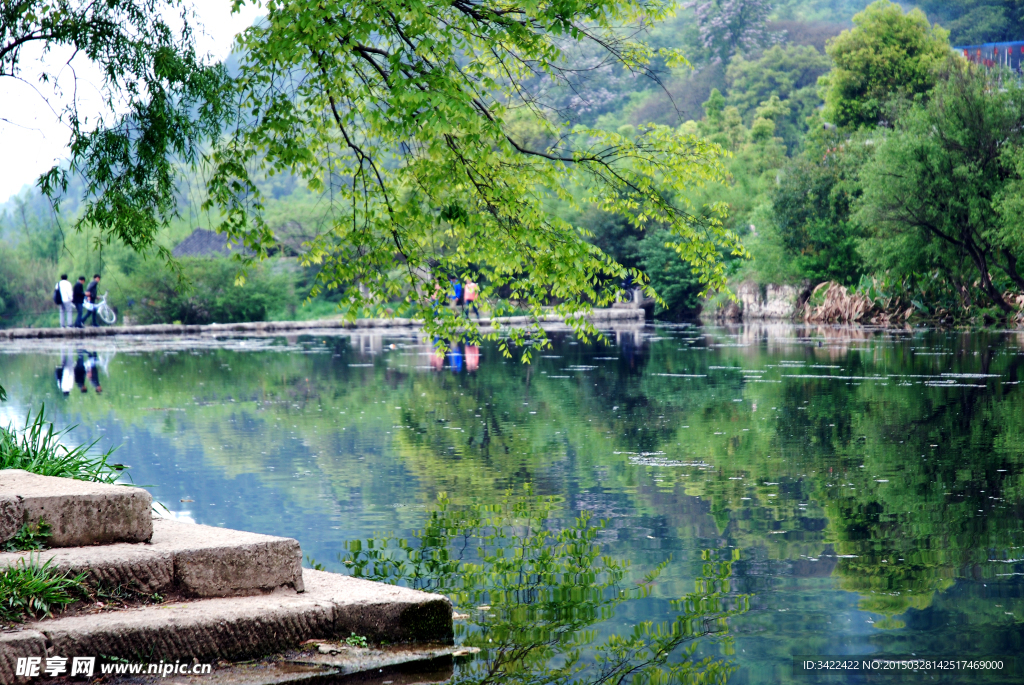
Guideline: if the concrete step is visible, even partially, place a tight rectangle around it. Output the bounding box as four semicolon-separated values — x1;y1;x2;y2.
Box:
0;470;151;547
1;569;453;684
0;518;303;599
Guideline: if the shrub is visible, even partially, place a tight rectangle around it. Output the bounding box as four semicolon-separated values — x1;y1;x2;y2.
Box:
0;245;58;327
638;229;704;320
127;257;293;325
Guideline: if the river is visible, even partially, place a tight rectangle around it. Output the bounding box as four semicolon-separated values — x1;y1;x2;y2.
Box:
2;323;1022;683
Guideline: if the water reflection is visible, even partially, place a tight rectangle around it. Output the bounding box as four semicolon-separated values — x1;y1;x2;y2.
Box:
426;341;482;373
340;492;747;685
54;349;109;396
1;324;1022;683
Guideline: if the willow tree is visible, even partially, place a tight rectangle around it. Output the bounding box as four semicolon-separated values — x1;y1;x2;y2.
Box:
208;0;745;350
1;0;229;255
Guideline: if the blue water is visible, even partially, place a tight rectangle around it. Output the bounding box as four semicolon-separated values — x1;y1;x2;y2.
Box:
2;323;1022;683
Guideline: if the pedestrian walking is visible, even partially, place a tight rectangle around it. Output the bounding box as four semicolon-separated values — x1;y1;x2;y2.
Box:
55;275;75;328
449;279;462;308
84;274;101;327
72;277;86;328
464;279;480;318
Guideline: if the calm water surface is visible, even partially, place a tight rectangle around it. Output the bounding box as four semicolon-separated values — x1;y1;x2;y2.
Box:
3;323;1023;683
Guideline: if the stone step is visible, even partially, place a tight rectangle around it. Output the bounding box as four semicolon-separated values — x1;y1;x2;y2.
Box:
0;518;303;599
90;644;462;685
0;470;152;547
0;569;453;684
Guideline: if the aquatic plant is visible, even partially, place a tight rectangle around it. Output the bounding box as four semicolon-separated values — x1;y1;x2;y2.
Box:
0;407;121;483
340;489;748;685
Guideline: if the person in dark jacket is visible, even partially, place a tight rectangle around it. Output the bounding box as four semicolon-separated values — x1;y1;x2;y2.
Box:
72;277;87;328
84;274;101;326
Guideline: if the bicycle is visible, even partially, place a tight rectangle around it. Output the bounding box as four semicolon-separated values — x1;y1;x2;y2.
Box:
87;291;117;325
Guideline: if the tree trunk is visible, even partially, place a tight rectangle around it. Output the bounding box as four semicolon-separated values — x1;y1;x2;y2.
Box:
965;242;1013;313
1001;250;1024;292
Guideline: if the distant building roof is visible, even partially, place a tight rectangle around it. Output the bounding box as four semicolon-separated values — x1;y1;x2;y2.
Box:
172;229;253;258
955;41;1024;67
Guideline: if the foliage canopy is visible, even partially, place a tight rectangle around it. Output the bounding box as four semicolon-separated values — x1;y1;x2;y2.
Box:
725;43;830;151
769;141;866;285
209;0;746;350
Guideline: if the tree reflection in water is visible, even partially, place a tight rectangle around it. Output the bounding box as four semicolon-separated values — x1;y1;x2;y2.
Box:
339;489;749;685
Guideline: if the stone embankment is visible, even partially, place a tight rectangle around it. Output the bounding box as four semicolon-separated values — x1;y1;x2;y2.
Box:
712;282;807;321
0;472;453;684
0;308;644;340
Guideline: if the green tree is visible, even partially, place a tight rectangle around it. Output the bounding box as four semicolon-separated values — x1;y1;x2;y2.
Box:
207;0;746;351
700;90;749;152
818;0;950;128
575;204;705;320
858;65;1024;313
768;140;866;285
690;88;792;288
1;1;229;257
725;44;831;151
746;96;790;171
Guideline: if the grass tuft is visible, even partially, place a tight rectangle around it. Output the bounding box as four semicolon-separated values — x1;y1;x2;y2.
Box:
0;555;86;622
1;406;122;483
1;520;52;552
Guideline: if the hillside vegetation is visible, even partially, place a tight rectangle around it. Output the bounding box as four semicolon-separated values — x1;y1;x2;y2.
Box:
2;0;1023;327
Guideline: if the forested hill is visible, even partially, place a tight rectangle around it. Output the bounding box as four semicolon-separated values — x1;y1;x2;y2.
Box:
3;0;1024;328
